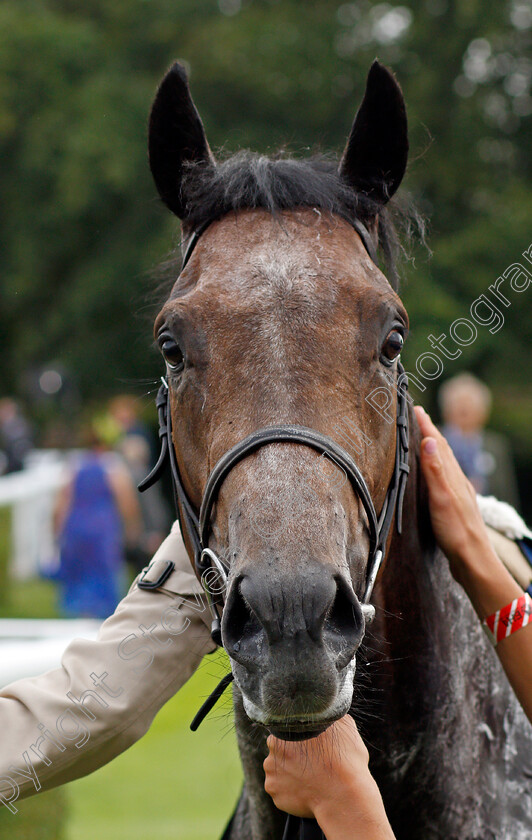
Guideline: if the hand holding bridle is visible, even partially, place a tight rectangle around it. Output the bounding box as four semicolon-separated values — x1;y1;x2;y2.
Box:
263;716;395;839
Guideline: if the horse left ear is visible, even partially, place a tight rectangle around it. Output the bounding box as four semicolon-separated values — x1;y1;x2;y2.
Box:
339;61;408;207
149;62;215;219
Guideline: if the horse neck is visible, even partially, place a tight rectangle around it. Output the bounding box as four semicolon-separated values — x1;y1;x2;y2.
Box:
369;419;453;715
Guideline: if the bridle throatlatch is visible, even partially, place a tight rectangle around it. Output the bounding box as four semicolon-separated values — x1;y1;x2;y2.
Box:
138;217;410;737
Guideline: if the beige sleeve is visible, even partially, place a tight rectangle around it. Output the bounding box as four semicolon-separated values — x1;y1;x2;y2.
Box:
0;523;215;812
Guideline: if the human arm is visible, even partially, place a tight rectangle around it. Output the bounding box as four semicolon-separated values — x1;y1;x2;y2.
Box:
52;479;73;538
107;462;142;545
263;716;395;840
0;523;214;811
414;405;532;723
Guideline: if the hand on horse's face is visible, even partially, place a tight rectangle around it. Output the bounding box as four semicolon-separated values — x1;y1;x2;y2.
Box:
414;406;492;578
263;715;395;838
264;715;368;817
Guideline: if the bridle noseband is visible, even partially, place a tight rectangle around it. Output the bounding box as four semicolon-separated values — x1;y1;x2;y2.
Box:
139;214;410;738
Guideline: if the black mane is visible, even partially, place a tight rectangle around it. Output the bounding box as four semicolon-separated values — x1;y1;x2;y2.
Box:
176;151;422;290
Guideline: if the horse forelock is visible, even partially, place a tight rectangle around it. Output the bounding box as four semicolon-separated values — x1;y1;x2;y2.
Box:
154;150;426;292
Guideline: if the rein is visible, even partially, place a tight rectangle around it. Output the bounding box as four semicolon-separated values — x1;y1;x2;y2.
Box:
138;216;410;840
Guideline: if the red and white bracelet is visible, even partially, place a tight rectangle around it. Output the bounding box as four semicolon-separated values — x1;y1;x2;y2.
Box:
483;592;532;646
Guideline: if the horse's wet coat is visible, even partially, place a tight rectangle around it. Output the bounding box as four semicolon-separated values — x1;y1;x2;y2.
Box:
149;61;532;839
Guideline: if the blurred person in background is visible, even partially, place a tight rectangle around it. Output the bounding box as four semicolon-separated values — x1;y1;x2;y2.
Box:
109;393;154;459
108;393;170;570
53;417;140;618
439;373;520;509
0;397;33;474
118;432;170;571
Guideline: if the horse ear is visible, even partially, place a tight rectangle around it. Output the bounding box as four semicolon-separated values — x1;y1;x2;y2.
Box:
339;61;408;207
149;62;215;219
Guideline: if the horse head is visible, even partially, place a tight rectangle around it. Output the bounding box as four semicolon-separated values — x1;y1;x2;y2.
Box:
150;61;410;739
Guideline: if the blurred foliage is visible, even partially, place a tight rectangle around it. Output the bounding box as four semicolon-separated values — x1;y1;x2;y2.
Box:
0;0;531;505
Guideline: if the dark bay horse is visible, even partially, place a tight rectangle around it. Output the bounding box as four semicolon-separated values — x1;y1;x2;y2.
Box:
149;61;532;839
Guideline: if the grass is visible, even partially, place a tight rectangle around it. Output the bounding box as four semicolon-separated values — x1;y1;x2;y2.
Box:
0;788;68;840
0;577;60;618
65;650;242;840
0;507;10;607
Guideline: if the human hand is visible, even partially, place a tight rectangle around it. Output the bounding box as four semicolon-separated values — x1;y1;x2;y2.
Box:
414;405;493;578
263;716;395;839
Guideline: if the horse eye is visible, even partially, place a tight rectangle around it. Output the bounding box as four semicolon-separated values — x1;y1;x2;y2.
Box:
381;329;404;363
159;335;184;371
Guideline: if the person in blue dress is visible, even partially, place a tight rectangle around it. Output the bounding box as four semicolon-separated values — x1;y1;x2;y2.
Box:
54;421;140;618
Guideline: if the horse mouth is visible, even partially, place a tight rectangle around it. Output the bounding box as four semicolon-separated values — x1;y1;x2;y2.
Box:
267;721;334;741
235;658;356;737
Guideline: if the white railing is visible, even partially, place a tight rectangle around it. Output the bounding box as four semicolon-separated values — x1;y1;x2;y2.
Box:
0;618;100;687
0;451;68;580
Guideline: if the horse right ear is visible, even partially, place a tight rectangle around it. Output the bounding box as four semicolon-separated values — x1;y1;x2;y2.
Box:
339;61;408;207
149;62;215;219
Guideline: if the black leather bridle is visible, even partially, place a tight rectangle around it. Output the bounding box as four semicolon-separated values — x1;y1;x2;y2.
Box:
139;214;410;840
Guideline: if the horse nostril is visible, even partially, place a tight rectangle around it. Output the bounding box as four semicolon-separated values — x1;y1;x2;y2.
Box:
223;569;365;672
222;577;262;666
324;576;365;670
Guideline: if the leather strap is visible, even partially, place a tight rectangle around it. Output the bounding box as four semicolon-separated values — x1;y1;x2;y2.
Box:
180;214;377;273
141;360;408;615
282;815;325;840
199;425;379;562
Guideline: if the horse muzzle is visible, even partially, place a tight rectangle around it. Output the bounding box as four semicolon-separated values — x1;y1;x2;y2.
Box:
221;565;371;738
